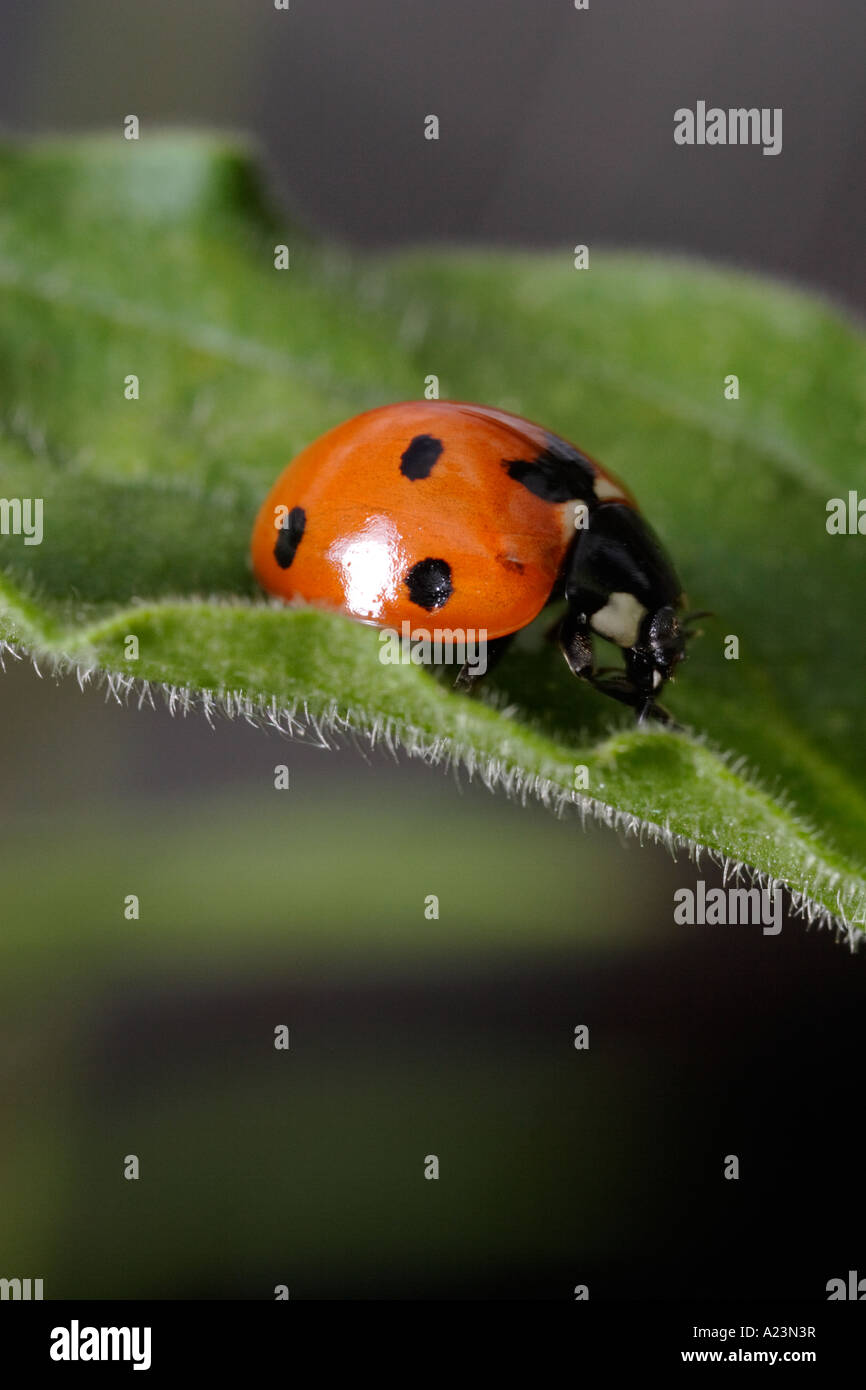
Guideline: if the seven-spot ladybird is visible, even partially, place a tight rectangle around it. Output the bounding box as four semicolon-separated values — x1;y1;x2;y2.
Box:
251;400;697;721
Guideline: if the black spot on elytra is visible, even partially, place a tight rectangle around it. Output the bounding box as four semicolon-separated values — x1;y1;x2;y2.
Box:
274;506;306;569
404;557;453;611
400;434;444;480
503;433;596;503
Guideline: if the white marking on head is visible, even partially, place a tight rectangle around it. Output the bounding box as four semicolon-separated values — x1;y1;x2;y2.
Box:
590;591;647;648
593;476;626;502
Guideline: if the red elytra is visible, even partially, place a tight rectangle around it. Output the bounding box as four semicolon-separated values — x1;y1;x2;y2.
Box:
250;399;634;639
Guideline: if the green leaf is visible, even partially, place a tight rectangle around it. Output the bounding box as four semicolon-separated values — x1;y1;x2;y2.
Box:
2;134;865;938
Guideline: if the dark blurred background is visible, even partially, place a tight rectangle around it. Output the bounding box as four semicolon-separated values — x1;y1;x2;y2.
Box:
0;0;864;1300
3;0;865;311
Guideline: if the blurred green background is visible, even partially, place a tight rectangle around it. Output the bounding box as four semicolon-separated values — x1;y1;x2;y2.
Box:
1;656;863;1299
1;0;865;1299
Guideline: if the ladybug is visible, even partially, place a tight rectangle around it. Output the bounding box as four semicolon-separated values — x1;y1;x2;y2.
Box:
251;401;698;721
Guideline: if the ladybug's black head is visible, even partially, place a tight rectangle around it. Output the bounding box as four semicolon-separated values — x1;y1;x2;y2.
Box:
623;603;687;712
562;503;695;724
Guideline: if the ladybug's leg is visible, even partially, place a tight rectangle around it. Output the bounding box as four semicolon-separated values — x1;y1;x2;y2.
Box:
558;607;595;680
585;673;675;726
560;624;675;723
454;633;516;691
560;576;676;726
